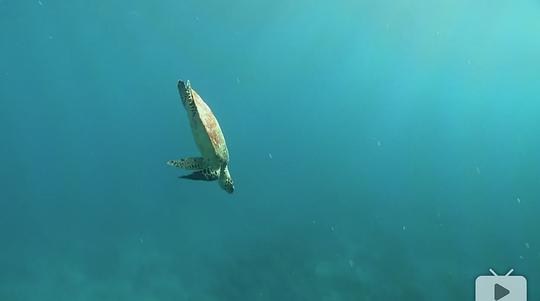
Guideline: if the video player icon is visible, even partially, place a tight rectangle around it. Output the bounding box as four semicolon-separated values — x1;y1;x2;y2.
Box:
495;283;510;300
476;269;527;301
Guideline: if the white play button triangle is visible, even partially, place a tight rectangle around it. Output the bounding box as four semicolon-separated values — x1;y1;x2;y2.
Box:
495;283;510;300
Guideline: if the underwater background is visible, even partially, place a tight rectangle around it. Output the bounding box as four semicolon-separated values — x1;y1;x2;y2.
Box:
1;0;539;300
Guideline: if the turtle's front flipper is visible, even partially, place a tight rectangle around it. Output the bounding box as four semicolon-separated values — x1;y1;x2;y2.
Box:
167;157;206;170
180;168;219;181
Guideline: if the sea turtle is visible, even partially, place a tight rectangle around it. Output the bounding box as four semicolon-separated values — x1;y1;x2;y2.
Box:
167;80;235;193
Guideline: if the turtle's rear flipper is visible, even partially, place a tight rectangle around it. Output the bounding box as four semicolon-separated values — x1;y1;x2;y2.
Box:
180;168;219;181
167;157;206;170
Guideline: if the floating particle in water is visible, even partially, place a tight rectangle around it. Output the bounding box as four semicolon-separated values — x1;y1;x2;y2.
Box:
348;259;355;268
376;140;382;147
436;31;440;36
402;226;407;231
475;166;481;175
268;153;273;159
139;238;144;244
330;226;335;232
467;59;472;65
235;77;240;84
48;35;53;40
519;255;524;260
312;220;317;224
525;242;530;249
517;197;521;204
38;0;43;5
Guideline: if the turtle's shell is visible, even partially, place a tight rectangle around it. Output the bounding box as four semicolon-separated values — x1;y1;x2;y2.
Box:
186;87;229;165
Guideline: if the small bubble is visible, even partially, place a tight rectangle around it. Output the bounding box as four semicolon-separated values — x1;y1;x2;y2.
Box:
38;0;43;5
330;226;335;232
268;153;273;159
525;242;530;249
348;259;355;268
402;226;407;231
517;197;521;204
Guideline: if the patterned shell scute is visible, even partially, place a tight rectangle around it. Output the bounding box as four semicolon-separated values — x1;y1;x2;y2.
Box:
191;89;229;162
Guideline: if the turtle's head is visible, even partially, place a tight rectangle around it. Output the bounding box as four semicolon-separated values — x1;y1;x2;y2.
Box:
177;80;193;109
218;164;234;194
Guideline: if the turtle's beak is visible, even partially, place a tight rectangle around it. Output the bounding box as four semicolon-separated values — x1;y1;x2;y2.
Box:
177;80;191;95
178;79;191;91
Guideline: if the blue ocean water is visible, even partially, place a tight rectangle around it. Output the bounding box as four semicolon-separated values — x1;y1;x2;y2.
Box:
1;0;539;300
